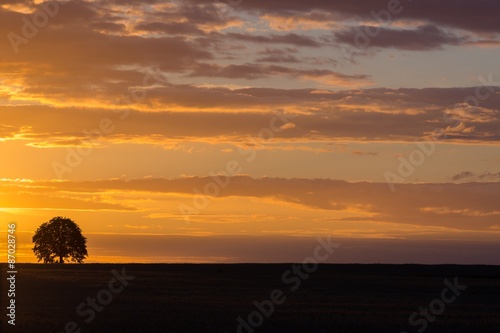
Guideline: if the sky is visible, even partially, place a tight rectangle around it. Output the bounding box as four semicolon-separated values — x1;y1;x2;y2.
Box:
0;0;499;264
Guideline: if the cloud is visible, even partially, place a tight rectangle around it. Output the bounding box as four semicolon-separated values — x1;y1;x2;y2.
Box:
0;190;134;211
451;171;475;181
451;171;500;181
1;84;499;147
134;21;203;35
262;12;339;31
84;233;500;264
187;63;370;85
0;0;498;114
255;48;300;63
90;21;127;33
352;151;379;156
7;176;499;231
335;25;466;51
186;0;500;34
225;32;323;47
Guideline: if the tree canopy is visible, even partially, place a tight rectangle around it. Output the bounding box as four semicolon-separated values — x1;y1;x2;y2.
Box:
32;217;88;263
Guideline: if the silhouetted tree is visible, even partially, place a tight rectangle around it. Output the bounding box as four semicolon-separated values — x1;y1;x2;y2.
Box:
32;217;88;263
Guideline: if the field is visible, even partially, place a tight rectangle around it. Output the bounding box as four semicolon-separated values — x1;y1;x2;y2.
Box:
2;264;500;332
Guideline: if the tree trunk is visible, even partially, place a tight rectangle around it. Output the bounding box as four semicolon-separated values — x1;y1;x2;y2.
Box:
59;255;64;264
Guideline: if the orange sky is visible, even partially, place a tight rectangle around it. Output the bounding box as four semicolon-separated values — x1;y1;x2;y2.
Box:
0;0;499;264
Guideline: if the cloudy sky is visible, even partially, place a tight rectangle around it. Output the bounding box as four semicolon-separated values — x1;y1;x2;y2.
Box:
0;0;499;264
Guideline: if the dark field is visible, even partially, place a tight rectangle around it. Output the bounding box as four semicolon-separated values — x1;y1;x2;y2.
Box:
2;264;500;333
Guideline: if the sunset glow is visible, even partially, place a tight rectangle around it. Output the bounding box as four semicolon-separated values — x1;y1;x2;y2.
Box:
0;0;499;264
